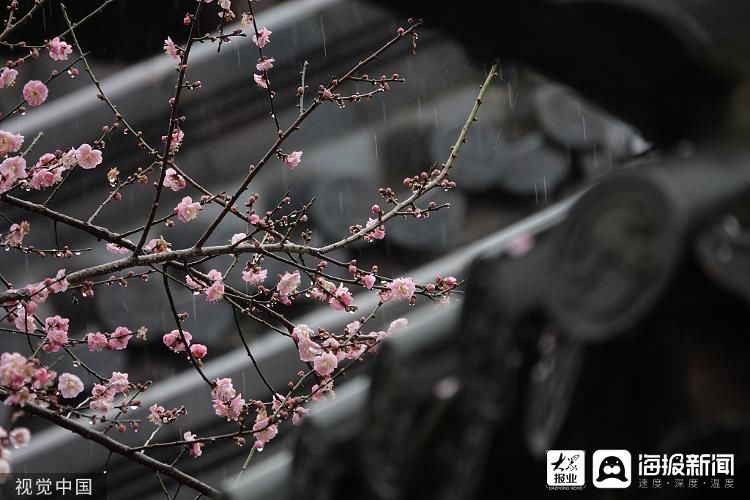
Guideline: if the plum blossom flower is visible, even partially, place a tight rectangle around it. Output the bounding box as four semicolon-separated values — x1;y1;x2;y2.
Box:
212;377;236;402
42;316;69;353
61;148;78;167
22;80;48;106
29;168;62;190
163;168;186;191
2;221;29;247
174;196;201;223
75;143;103;169
87;332;108;351
242;266;267;285
252;416;278;449
148;404;166;425
205;281;224;302
329;283;354;311
163;329;192;353
276;271;300;297
213;394;245;421
145;236;171;253
108;326;133;350
0;130;23;154
256;57;274;72
230;233;247;245
253;73;268;89
364;218;385;241
58;373;84;399
252;27;272;48
184;431;203;457
0;156;26;184
362;274;376;289
90;397;114;415
218;0;232;10
292;324;314;341
282;151;302;170
163;37;179;59
105;242;131;255
185;275;202;290
162;128;184;152
313;351;338;377
109;372;129;393
8;427;31;448
297;337;322;362
190;344;207;359
47;37;73;61
387;277;416;301
46;269;68;294
0;68;18;88
32;367;56;390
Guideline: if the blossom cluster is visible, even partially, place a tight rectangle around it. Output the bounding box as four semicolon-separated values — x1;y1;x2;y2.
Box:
0;139;103;194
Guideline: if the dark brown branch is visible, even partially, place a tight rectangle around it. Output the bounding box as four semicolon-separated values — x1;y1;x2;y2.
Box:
13;401;222;499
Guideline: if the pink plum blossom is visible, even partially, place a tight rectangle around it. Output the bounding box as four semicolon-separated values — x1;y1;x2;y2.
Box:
109;372;129;393
2;222;29;247
47;37;73;61
282;151;302;170
145;237;171;253
362;274;376;289
32;367;56;390
58;373;84;399
313;351;338;377
292;324;314;341
163;37;179;59
388;277;416;301
0;156;26;183
163;329;192;353
252;417;278;449
90;397;114;415
256;57;274;71
8;427;30;448
0;68;18;87
242;267;267;285
184;431;203;457
364;218;385;241
329;283;354;311
276;271;300;297
105;242;131;255
205;281;224;302
212;377;236;402
29;168;62;190
253;73;268;89
108;326;132;350
148;404;166;425
22;80;48;107
175;196;201;223
162;128;184;152
190;344;207;359
87;332;108;351
252;27;272;48
75;143;103;169
163;168;186;191
0;130;23;154
297;337;322;362
213;394;245;421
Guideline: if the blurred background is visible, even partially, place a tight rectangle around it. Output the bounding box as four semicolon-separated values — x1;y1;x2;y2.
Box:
15;0;748;499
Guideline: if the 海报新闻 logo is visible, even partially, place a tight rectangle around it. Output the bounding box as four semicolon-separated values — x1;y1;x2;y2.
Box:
593;449;632;488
